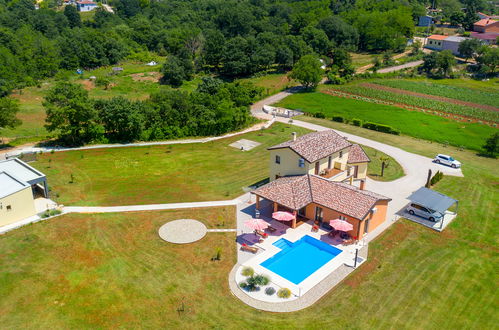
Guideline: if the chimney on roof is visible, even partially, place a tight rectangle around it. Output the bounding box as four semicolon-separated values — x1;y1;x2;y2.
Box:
359;179;366;191
292;132;297;141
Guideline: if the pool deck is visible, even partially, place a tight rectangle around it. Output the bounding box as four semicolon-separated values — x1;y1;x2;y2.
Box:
231;193;399;311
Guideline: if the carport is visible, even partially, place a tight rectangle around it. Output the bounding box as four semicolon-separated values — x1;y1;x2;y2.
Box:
407;187;458;230
0;158;49;198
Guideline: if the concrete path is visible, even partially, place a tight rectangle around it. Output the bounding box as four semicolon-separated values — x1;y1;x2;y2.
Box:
377;60;423;73
63;200;237;214
0;120;274;159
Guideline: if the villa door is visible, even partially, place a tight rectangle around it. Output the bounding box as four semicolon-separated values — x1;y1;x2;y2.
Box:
353;165;359;178
327;156;332;169
315;162;320;175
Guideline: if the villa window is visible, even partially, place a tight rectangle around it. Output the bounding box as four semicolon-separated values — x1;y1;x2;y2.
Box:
327;156;332;169
364;219;370;234
339;215;347;220
275;155;281;164
339;151;343;158
315;207;323;222
298;158;305;168
6;205;12;211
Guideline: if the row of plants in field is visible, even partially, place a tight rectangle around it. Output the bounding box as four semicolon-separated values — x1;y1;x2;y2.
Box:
332;85;499;123
371;79;499;108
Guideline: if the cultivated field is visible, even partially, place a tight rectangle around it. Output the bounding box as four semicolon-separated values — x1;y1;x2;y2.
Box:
276;92;497;151
327;84;499;123
1;125;497;329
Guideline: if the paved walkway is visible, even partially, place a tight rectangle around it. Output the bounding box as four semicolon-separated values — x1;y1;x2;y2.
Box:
0;120;274;160
63;200;238;214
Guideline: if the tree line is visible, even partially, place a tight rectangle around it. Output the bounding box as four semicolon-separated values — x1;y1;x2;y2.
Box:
0;0;423;95
43;78;262;146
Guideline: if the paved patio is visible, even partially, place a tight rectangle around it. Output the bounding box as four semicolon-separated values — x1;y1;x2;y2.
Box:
158;219;207;244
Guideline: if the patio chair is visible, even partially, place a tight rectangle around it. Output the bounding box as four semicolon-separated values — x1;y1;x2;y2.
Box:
255;230;268;239
311;225;319;233
266;225;277;233
241;243;258;254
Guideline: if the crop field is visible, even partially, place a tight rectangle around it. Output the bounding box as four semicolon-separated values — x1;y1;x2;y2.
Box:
329;84;499;123
276;92;498;151
371;79;499;108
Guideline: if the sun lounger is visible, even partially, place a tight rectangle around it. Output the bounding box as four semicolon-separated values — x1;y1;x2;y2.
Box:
255;230;268;238
265;225;277;233
241;243;258;254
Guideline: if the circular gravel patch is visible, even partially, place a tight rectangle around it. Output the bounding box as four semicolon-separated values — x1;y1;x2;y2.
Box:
158;219;207;244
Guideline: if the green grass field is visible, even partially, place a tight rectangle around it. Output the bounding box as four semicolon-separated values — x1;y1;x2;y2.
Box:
33;123;311;206
361;144;404;181
238;73;297;98
276;92;497;151
1;125;497;328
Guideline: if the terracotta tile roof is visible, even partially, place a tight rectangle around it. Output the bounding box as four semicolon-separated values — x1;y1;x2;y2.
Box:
268;130;352;163
428;35;448;40
347;144;370;164
252;175;391;220
474;18;497;26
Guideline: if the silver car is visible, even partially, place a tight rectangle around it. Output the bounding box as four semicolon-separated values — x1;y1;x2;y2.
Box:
434;154;461;168
406;203;442;222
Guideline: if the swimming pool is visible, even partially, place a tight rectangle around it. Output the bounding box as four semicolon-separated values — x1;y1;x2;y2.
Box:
260;235;342;285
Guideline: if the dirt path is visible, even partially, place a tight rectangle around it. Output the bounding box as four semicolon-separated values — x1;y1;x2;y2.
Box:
356;50;412;74
361;83;499;112
376;60;423;73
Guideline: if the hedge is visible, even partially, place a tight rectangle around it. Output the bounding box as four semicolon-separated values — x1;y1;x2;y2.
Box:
362;122;400;135
331;116;345;123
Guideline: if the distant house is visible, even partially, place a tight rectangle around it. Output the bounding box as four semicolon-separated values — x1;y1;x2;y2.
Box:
471;32;497;45
442;36;470;55
425;34;448;51
473;19;499;33
418;15;433;27
77;1;98;12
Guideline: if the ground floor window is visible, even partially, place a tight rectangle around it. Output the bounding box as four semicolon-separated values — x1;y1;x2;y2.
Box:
339;215;347;220
364;219;370;234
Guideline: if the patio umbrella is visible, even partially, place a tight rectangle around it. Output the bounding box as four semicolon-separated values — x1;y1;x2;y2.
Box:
244;218;269;231
329;219;353;232
272;211;295;221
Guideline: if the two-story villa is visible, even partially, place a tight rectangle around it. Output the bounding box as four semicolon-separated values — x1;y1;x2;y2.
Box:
268;130;370;187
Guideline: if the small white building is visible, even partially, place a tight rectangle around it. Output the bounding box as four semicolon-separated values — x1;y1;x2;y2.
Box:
77;1;98;12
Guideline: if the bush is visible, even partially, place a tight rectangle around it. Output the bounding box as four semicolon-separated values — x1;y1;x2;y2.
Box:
430;171;444;186
253;274;270;286
239;282;248;289
313;112;326;119
331;116;344;123
265;287;276;296
277;288;291;299
352;118;362;127
362;122;400;135
241;267;254;277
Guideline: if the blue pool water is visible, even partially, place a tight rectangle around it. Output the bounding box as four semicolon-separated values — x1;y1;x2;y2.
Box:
260;235;342;285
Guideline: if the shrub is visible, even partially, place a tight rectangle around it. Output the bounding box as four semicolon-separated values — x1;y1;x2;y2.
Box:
313;112;326;119
239;282;248;289
241;267;254;277
265;287;276;296
362;122;400;135
253;274;270;286
352;118;362;127
331;116;344;123
277;288;291;299
430;171;444;186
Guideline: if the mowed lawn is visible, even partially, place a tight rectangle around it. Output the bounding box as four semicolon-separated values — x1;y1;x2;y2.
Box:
0;133;497;328
33;123;311;206
276;92;497;151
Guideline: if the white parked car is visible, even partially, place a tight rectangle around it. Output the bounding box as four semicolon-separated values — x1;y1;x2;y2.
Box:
406;203;442;222
434;154;461;168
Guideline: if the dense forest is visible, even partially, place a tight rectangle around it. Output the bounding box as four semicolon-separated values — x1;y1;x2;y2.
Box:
0;0;495;145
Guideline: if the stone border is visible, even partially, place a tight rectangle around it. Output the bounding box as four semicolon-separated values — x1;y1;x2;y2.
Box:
228;245;368;312
158;219;207;244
